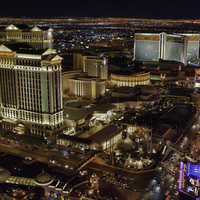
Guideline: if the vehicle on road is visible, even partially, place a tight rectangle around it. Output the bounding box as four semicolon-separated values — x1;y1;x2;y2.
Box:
173;184;177;189
23;156;35;165
145;186;150;191
165;190;169;195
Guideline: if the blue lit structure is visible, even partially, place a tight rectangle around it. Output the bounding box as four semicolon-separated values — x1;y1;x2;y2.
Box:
187;162;200;180
179;160;200;199
196;75;200;82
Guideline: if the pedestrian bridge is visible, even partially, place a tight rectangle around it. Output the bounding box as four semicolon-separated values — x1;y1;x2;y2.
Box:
163;140;198;163
74;150;106;171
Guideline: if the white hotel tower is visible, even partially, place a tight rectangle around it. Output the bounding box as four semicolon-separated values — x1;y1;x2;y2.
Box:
73;52;108;80
0;24;54;50
0;43;64;136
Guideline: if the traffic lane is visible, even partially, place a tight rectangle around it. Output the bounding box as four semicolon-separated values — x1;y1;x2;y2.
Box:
137;153;180;200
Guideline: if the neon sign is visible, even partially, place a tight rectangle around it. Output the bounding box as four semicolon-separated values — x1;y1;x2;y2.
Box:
179;161;187;191
179;161;183;190
182;163;186;190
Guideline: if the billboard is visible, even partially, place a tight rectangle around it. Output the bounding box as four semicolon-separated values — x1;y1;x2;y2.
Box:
195;69;200;82
179;161;200;197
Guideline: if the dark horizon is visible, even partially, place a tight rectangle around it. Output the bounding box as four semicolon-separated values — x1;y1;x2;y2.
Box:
1;0;200;20
1;16;200;21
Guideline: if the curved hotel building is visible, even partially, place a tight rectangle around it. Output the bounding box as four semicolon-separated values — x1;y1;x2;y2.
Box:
0;43;64;136
110;69;150;87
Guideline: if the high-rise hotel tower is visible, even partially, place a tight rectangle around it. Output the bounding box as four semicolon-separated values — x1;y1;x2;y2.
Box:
0;43;64;136
73;52;108;80
134;32;199;64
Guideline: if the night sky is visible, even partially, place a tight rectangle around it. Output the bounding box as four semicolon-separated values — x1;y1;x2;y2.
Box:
0;0;200;19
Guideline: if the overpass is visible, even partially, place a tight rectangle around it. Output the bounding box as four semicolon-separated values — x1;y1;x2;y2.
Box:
163;140;198;163
73;150;106;171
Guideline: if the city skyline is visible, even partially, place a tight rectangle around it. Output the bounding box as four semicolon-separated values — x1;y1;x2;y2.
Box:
0;15;200;200
1;0;200;20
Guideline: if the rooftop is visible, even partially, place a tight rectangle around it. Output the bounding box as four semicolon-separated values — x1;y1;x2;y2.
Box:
111;68;148;76
152;124;171;137
0;166;10;183
88;124;122;146
3;43;47;54
35;170;53;186
58;134;93;145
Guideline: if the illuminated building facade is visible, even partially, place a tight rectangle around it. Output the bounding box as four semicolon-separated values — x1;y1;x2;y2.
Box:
73;53;108;80
0;24;53;49
163;33;187;63
183;34;200;63
195;68;200;87
134;33;189;64
179;160;200;199
110;69;150;87
62;70;82;94
0;43;64;136
134;33;162;62
69;77;106;99
57;124;122;151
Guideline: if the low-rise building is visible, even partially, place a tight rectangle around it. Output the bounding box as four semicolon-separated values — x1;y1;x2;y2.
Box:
57;124;122;151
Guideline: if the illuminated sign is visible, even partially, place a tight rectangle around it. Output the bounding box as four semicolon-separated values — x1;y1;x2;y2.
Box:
182;163;186;190
186;162;200;196
0;52;14;57
196;75;200;81
167;36;183;43
195;69;200;81
189;176;200;196
179;161;200;197
187;163;200;180
179;161;184;190
50;60;61;65
135;35;160;41
195;69;200;74
179;161;187;191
